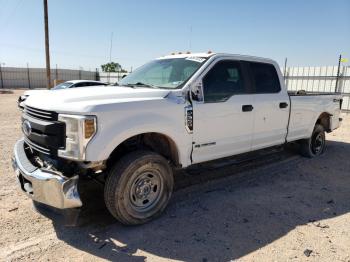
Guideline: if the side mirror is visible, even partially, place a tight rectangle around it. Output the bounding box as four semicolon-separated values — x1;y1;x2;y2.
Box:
191;80;204;102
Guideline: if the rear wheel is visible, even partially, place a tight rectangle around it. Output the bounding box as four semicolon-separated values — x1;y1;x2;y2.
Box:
104;150;174;225
300;124;326;158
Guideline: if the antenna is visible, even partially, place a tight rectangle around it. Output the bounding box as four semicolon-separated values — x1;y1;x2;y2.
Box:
189;26;192;50
109;32;113;62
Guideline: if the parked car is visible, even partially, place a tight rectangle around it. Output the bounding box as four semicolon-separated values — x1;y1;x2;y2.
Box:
51;80;109;90
17;80;108;109
12;53;342;225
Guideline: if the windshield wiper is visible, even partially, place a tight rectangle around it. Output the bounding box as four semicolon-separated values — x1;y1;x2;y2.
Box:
124;82;159;89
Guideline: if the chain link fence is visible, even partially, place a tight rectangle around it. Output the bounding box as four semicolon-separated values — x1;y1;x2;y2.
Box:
283;66;350;111
99;71;129;84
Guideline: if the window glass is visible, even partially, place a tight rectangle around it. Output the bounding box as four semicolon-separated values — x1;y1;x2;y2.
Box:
74;82;87;87
52;82;73;90
88;82;101;86
203;61;246;103
143;64;172;86
250;62;281;93
119;58;206;89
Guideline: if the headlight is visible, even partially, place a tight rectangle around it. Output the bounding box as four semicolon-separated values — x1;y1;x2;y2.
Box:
58;114;97;160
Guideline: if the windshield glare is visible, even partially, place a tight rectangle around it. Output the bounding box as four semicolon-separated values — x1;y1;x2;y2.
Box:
119;57;206;89
52;82;73;90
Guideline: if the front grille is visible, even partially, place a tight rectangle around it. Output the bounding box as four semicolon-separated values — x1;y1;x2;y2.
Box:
21;106;64;156
24;137;52;155
24;106;58;121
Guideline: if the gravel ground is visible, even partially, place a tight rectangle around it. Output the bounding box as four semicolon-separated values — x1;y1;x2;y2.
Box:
0;90;349;261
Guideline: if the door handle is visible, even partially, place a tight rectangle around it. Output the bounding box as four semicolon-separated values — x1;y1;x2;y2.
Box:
279;102;288;108
242;105;254;112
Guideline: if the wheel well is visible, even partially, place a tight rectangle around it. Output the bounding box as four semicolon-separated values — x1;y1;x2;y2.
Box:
107;133;180;168
316;112;331;132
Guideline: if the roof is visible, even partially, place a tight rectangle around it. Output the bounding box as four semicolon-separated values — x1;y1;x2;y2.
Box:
158;52;216;59
66;80;104;84
157;52;276;64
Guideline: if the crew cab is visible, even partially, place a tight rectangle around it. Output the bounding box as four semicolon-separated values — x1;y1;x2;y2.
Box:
12;53;342;225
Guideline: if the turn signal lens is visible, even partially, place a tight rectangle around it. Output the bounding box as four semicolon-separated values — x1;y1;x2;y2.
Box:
84;119;96;139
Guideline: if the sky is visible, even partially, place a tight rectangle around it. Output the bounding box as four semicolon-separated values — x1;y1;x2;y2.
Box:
0;0;349;71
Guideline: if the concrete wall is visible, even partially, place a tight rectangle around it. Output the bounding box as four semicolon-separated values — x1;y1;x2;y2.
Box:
0;67;97;89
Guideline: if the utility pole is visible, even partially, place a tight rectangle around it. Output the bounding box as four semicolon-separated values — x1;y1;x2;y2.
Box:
335;54;342;92
55;64;58;81
0;63;3;89
283;58;288;77
43;0;51;89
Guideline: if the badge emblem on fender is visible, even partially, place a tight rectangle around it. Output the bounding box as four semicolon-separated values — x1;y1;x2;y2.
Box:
184;105;193;133
22;120;32;136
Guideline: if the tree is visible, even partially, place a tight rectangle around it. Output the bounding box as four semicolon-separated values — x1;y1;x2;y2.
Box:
101;62;122;72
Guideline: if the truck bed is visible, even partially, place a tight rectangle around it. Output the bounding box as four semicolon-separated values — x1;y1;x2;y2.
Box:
288;90;341;96
287;92;342;142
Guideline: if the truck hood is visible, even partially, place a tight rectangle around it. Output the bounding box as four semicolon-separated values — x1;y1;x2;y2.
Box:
24;86;171;113
23;89;49;96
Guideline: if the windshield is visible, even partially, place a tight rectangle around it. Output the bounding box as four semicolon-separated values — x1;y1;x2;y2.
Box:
52;82;73;90
119;57;206;89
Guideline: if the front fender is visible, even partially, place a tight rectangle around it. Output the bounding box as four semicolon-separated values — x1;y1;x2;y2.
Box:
85;110;192;167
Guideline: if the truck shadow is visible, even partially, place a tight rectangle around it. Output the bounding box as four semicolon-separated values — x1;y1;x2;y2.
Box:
46;140;350;261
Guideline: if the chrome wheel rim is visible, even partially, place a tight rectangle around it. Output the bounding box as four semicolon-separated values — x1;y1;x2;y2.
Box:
129;170;163;212
312;132;324;155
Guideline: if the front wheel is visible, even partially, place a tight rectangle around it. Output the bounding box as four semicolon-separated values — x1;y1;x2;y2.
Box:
104;150;174;225
299;124;326;158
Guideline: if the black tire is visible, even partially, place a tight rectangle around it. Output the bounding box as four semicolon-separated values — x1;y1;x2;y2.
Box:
104;150;174;225
299;124;326;158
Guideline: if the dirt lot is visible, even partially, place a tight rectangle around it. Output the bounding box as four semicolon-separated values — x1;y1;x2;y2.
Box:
0;89;349;261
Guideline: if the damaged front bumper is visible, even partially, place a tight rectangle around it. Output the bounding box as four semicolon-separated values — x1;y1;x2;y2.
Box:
12;139;82;209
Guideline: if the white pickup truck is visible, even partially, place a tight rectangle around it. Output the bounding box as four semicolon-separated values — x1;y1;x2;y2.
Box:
12;53;342;225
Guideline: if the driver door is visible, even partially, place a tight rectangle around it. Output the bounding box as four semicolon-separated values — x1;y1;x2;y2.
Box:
191;59;254;164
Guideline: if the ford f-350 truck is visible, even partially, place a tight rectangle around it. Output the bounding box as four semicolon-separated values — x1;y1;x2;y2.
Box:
12;53;342;225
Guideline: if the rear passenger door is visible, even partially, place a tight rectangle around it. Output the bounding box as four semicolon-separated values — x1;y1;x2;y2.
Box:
248;62;290;150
